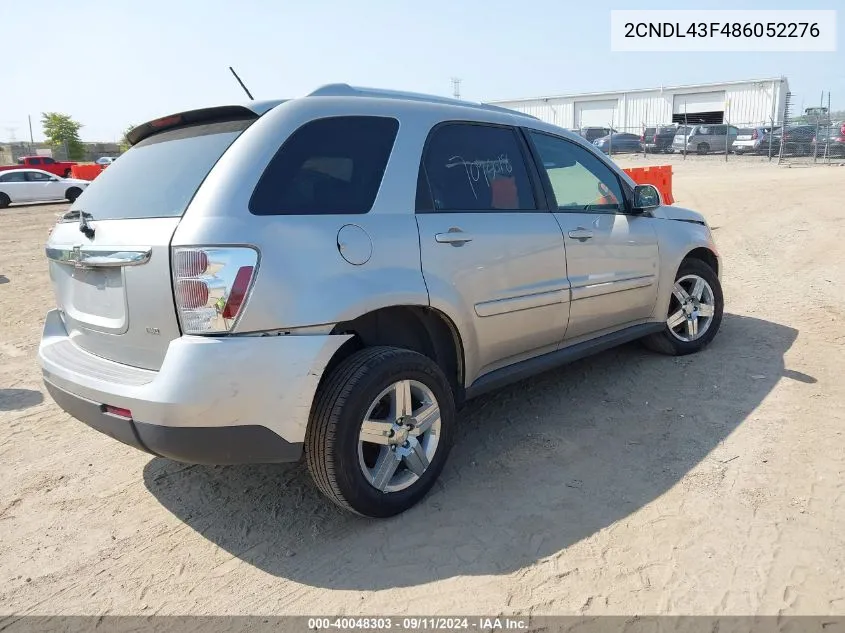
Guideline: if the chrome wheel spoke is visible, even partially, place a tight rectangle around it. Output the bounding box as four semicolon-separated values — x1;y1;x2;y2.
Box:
667;309;686;329
402;440;430;477
686;316;699;339
698;303;715;318
691;278;706;300
359;379;442;493
410;401;439;436
371;449;402;491
673;283;691;303
392;380;413;419
360;419;394;445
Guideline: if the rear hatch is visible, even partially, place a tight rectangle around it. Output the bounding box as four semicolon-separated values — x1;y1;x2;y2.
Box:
673;126;692;145
45;110;258;371
735;128;755;141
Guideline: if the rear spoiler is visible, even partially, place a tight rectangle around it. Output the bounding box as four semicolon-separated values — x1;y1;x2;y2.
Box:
127;101;285;146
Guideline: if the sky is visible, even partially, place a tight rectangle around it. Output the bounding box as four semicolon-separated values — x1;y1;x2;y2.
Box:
1;0;842;142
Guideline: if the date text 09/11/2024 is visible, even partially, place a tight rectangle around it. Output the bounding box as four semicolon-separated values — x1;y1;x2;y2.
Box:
624;22;820;38
307;617;529;630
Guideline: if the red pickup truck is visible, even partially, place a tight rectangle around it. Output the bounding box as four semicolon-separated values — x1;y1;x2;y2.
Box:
0;156;78;178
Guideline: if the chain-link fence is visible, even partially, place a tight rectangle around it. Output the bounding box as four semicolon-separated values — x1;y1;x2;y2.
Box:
572;92;842;165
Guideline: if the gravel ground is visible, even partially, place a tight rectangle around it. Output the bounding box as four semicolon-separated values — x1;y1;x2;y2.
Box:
1;159;844;617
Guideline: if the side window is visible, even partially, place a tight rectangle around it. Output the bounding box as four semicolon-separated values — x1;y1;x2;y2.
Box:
420;123;536;212
27;171;52;181
0;171;27;183
697;126;710;135
528;131;625;214
43;157;56;164
249;116;399;215
711;125;727;135
29;158;42;165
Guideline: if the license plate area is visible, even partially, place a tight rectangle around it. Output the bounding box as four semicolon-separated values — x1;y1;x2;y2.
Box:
51;263;128;333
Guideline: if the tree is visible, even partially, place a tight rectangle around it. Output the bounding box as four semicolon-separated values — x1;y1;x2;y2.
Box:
119;124;135;153
41;112;85;160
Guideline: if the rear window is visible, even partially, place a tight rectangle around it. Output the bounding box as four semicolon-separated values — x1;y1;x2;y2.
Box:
249;116;399;215
67;119;252;220
0;171;27;183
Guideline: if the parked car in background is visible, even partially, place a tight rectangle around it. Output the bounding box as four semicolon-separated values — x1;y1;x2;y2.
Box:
593;132;642;153
96;157;118;165
811;123;845;158
577;127;616;143
38;84;722;518
0;156;78;178
770;125;816;156
732;127;774;155
642;126;677;153
672;124;739;154
0;169;90;208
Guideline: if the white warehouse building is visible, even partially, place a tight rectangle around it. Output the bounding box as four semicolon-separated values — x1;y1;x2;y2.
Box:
488;77;789;131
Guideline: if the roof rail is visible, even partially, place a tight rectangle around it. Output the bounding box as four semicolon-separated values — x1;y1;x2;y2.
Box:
307;83;539;120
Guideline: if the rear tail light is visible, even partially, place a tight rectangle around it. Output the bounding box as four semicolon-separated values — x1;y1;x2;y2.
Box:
837;136;845;143
171;247;259;334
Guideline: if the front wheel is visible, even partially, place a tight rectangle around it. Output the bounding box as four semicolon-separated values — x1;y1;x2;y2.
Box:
644;258;724;356
305;346;455;517
696;143;710;155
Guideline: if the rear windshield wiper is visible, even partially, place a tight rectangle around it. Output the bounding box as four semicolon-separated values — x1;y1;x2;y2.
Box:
61;209;96;238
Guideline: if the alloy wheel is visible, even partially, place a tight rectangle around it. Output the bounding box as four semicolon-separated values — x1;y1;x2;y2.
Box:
357;380;441;493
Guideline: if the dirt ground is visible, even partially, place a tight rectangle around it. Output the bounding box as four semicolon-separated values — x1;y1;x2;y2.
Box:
1;159;844;617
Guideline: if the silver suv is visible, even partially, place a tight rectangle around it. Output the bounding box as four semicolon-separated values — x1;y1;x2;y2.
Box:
39;85;723;517
673;124;740;154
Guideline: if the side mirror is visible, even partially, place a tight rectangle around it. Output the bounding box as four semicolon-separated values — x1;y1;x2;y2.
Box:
632;184;661;212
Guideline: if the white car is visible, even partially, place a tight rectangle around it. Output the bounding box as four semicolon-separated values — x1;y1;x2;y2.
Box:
95;157;117;165
0;169;90;208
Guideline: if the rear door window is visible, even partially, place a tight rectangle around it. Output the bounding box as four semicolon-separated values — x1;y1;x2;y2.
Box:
250;116;399;215
419;123;536;212
43;157;56;164
0;171;27;183
29;158;42;165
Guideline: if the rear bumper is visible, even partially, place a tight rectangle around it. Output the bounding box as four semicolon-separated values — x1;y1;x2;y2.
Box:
44;380;303;463
39;309;352;464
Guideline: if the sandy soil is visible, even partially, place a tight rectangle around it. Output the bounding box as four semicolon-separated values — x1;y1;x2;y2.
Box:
1;160;844;617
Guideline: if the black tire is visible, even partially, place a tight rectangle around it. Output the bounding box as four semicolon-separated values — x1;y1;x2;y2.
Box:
696;143;710;155
643;258;724;356
305;346;456;518
63;168;72;178
0;193;9;209
65;187;82;203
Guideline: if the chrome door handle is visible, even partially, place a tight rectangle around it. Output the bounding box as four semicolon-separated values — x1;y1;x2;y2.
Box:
567;228;593;241
435;228;474;246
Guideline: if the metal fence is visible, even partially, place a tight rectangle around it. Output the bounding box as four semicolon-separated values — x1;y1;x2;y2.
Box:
572;92;842;165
